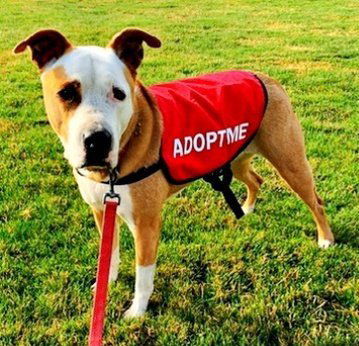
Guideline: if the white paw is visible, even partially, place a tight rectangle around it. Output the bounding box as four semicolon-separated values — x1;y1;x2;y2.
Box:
123;304;146;319
242;204;255;215
318;238;334;249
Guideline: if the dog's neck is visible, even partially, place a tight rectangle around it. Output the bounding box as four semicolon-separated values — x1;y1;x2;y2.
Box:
116;80;163;177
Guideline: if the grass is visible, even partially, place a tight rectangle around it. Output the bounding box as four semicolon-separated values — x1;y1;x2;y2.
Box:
0;0;358;344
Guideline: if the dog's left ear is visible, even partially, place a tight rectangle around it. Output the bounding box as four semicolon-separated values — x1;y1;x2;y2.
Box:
108;28;161;74
13;29;72;69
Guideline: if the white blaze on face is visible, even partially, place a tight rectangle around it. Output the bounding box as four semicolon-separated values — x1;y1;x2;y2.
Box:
41;46;133;169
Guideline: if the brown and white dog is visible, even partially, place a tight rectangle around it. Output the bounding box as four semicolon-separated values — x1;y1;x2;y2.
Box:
14;29;334;318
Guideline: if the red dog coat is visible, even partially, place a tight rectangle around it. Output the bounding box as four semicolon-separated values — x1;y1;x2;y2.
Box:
149;70;268;184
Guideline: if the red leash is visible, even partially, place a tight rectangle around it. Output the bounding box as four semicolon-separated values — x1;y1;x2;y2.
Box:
89;183;120;346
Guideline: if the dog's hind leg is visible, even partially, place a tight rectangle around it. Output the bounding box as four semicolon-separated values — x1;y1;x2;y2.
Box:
260;144;334;248
92;207;120;283
253;76;334;247
231;153;264;215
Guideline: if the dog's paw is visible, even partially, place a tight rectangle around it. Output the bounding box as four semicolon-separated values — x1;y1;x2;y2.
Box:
318;238;334;249
242;204;255;215
123;304;146;319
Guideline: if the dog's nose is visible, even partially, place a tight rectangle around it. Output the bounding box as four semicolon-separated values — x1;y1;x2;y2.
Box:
84;130;112;162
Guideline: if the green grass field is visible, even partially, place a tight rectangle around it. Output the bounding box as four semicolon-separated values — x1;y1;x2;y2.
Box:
0;0;358;344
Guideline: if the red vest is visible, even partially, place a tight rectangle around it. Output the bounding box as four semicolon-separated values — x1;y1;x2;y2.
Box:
149;70;267;184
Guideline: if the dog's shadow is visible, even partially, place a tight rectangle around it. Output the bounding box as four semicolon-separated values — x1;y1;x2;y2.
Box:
327;212;358;248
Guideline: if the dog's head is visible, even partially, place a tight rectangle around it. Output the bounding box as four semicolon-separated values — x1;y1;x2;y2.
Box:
14;29;161;172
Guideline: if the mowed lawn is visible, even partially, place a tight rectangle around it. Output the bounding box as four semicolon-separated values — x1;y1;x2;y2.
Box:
0;0;358;344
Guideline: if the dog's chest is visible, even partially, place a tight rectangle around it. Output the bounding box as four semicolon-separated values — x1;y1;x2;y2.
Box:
75;173;134;229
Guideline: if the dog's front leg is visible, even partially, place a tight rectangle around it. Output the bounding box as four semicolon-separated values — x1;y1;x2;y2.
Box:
124;215;161;318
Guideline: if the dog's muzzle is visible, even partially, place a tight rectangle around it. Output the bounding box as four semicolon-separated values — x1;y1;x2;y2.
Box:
82;129;112;168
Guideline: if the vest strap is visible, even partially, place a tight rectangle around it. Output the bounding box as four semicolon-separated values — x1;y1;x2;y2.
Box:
203;165;245;219
111;162;161;185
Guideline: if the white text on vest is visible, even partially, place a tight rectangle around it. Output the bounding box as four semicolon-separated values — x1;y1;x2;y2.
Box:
173;122;249;158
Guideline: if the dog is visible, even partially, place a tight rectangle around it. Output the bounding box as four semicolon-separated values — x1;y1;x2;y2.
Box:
14;28;334;318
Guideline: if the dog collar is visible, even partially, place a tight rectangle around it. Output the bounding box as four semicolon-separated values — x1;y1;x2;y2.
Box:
76;161;161;186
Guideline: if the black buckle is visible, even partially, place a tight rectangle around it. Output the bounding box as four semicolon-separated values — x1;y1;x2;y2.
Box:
103;169;121;205
203;165;233;191
203;165;244;219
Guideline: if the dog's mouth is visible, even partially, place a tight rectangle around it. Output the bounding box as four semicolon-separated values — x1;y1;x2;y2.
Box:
81;163;106;170
79;158;111;172
80;163;109;173
77;165;111;183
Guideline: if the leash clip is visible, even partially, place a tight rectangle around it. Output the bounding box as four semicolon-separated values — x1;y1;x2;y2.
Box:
103;169;121;205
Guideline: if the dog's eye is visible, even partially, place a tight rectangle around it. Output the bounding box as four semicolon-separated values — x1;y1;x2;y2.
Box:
113;87;126;101
58;85;79;103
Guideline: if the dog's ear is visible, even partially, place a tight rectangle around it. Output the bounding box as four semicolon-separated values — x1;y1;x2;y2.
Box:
108;28;161;74
13;29;72;69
